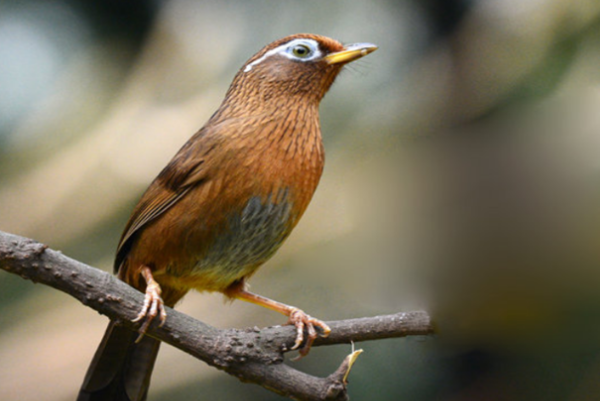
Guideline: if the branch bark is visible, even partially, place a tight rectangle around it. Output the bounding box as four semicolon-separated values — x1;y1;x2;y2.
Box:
0;230;434;401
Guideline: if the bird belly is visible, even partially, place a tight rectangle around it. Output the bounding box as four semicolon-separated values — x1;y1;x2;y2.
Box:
164;191;294;292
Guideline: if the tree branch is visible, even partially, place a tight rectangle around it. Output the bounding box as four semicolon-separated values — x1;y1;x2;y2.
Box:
0;230;434;401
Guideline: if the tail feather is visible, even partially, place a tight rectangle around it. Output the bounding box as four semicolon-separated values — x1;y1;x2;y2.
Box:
78;322;161;401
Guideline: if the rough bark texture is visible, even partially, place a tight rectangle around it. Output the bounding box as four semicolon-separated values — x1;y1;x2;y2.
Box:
0;230;434;401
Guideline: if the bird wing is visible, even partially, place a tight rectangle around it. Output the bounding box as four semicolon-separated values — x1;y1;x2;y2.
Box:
114;128;221;273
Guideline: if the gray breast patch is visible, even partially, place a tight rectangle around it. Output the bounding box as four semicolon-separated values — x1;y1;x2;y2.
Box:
197;188;293;276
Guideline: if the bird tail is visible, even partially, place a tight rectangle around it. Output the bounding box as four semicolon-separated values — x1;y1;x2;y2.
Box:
77;321;161;401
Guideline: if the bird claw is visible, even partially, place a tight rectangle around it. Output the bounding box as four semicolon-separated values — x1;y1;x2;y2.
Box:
132;277;166;342
287;308;331;359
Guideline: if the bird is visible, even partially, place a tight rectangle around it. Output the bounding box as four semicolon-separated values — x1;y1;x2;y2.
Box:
77;33;377;401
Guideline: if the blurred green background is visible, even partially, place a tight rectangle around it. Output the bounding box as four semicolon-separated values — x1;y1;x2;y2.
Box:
2;0;600;400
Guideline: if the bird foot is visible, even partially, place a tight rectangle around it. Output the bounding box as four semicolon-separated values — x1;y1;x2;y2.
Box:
132;267;167;342
287;308;331;358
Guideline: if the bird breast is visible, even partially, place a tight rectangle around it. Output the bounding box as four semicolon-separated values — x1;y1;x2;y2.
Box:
155;108;325;292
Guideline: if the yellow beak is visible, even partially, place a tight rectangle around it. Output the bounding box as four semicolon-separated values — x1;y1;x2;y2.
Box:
324;43;378;65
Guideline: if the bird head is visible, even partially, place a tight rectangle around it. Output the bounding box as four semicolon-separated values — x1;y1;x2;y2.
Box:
217;34;377;117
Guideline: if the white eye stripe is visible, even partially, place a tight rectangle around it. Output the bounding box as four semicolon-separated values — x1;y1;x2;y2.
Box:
243;38;322;72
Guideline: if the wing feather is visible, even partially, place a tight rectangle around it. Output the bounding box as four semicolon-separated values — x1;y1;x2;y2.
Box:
113;129;216;272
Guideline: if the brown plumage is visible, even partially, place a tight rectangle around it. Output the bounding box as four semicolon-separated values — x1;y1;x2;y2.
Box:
78;33;377;401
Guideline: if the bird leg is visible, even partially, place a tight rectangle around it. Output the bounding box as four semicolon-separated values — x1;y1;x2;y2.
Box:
228;284;331;357
132;266;167;341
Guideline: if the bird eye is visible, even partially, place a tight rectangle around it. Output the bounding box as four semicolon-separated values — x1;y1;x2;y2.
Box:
290;44;313;59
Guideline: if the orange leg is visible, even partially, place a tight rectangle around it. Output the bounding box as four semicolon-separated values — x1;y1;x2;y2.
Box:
228;285;331;357
132;266;167;341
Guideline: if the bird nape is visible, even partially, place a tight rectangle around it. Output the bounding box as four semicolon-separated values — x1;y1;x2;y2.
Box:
77;33;377;401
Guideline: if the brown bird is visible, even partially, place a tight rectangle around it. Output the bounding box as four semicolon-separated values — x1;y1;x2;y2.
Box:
78;33;377;401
